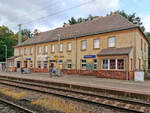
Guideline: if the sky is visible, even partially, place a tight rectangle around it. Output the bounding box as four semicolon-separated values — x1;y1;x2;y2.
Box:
0;0;149;32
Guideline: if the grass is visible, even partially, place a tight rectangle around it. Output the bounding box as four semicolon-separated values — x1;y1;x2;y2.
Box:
31;96;87;113
0;88;27;99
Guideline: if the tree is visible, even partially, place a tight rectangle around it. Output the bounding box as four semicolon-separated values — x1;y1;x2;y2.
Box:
108;10;145;32
0;25;17;61
21;29;33;39
68;17;77;25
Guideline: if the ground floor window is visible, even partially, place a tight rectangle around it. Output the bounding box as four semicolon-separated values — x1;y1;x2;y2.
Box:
30;61;33;68
44;61;48;69
59;60;63;65
9;61;14;67
38;61;41;68
93;59;98;69
102;59;108;69
102;59;124;70
67;60;71;68
81;60;86;69
117;59;124;69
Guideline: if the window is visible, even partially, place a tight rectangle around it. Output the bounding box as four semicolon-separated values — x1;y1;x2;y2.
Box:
130;58;133;71
59;60;63;65
144;42;146;52
108;37;115;47
81;40;86;50
38;61;41;68
94;39;99;49
102;59;108;69
44;46;48;53
141;39;143;51
67;42;72;51
117;59;124;69
67;60;71;68
38;47;41;54
19;48;21;55
59;44;63;52
30;61;33;68
44;61;48;69
30;48;33;55
110;59;116;69
24;48;28;55
81;60;86;69
93;59;98;69
51;44;55;52
9;61;14;67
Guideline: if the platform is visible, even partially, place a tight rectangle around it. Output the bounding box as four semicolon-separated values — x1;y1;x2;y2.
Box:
0;71;150;96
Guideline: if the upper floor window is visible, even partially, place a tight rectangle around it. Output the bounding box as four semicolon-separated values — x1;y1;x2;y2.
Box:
44;46;48;53
38;46;41;54
30;48;33;55
108;37;115;47
67;42;72;51
81;40;86;50
94;39;99;49
59;44;63;52
24;48;28;55
51;44;55;52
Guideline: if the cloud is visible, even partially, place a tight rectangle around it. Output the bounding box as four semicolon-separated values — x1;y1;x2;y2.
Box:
0;0;120;32
140;15;150;32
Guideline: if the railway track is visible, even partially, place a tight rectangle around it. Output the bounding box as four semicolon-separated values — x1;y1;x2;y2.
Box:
0;97;36;113
0;77;149;113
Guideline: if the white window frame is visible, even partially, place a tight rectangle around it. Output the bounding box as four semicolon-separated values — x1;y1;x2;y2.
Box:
38;46;41;54
9;61;14;67
67;60;72;68
30;48;33;55
108;37;115;47
59;44;63;52
44;46;48;53
81;40;86;50
93;59;98;69
67;42;72;51
81;60;86;69
51;44;55;52
94;39;99;49
24;48;28;55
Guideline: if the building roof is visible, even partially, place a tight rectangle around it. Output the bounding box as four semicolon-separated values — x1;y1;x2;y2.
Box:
97;47;132;56
8;56;20;60
15;14;138;47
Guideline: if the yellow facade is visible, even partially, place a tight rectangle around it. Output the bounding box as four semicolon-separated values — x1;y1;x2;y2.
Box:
12;28;148;72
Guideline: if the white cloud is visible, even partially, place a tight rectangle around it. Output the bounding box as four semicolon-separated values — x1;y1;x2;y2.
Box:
77;0;119;15
140;15;150;32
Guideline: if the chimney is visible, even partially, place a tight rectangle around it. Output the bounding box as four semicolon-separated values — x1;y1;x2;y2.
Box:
63;23;70;27
34;29;39;36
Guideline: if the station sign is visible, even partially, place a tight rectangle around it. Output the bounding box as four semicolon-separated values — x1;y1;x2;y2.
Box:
26;58;31;60
84;55;96;58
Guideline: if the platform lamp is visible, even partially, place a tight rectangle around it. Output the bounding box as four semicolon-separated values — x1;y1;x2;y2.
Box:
4;44;7;72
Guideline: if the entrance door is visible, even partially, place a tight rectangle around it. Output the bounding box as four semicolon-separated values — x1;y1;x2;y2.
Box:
17;61;21;68
24;61;28;68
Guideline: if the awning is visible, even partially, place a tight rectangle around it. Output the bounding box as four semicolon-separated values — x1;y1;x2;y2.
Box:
8;56;21;60
97;47;132;56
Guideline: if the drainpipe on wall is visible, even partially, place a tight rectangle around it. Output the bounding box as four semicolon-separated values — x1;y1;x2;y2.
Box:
126;55;129;80
74;31;78;73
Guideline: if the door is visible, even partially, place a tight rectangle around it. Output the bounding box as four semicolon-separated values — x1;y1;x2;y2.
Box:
24;61;28;68
17;61;21;68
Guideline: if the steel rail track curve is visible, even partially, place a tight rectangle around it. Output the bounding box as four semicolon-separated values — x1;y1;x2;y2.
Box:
0;78;149;113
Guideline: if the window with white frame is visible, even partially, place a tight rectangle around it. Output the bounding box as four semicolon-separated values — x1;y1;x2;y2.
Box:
117;59;124;69
59;60;63;65
67;60;71;68
9;61;14;67
24;48;28;55
30;61;33;68
81;40;86;50
93;59;98;69
44;61;48;69
51;44;55;52
110;59;116;69
108;37;115;47
81;60;86;69
38;61;41;68
102;59;124;70
44;46;48;53
59;44;63;52
94;39;99;49
102;59;108;69
38;46;41;54
67;42;72;51
30;48;33;55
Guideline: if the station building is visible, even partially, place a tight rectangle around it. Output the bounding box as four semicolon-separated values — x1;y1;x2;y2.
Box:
7;14;149;80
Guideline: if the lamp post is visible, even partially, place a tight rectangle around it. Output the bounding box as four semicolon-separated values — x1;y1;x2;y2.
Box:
57;34;61;76
4;45;7;72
